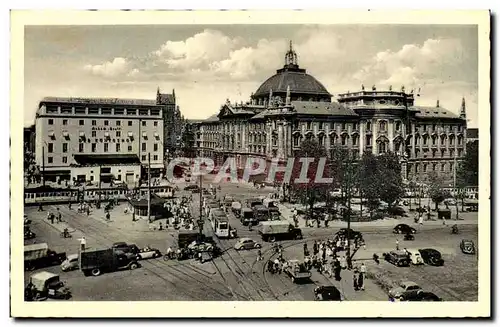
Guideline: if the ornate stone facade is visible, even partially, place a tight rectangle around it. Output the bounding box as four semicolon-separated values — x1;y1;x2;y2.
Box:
195;44;467;183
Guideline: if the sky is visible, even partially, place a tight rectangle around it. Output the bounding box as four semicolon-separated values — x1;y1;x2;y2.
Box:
24;24;479;127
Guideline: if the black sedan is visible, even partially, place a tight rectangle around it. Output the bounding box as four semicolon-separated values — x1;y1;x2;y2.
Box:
460;239;476;255
184;185;200;191
400;290;442;302
418;248;444;266
393;224;417;234
314;286;343;301
335;228;363;240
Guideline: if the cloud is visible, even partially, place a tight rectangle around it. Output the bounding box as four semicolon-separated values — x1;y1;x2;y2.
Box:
83;57;132;78
353;38;468;89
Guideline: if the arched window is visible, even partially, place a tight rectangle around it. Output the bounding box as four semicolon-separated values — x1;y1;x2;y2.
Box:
330;134;338;145
352;135;358;146
366;135;372;146
432;135;437;145
449;135;455;146
341;134;348;146
423;135;428;145
366;122;372;131
395;121;401;131
293;135;301;147
378;141;387;154
379;120;387;132
318;134;325;146
415;135;421;145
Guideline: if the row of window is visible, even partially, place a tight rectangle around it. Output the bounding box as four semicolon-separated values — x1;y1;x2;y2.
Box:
47;142;160;153
410;162;455;173
48;118;160;127
45;154;159;164
44;106;161;116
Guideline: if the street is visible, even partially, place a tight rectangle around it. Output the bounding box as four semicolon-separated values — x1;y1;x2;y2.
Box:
23;176;478;301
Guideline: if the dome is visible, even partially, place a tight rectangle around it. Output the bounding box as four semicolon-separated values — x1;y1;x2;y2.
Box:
252;41;331;100
253;70;331;98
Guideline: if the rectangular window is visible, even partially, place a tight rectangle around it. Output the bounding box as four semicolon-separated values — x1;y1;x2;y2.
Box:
104;120;109;126
48;119;54;125
47;157;53;164
47;143;54;153
116;143;120;152
353;123;358;130
62;119;68;125
353;136;358;146
104;143;109;152
92;143;97;152
116;120;121;126
114;108;124;115
128;121;133;126
342;123;347;130
88;108;99;115
92;120;97;126
79;120;84;126
128;145;132;152
153;155;158;161
154;143;158;152
142;121;146;127
141;155;146;161
62;143;68;153
92;131;96;137
319;122;324;130
366;122;371;131
79;143;84;153
154;121;158;127
116;131;121;137
142;143;146;151
62;157;67;164
307;122;312;130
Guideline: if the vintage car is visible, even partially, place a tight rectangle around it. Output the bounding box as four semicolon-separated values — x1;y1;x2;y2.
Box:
418;248;444;266
400;291;442;302
234;238;261;251
136;247;162;260
460;239;476;255
60;254;79;272
112;242;140;255
284;259;311;283
393;224;417;234
383;250;410;267
184;185;200;191
187;240;214;252
24;229;36;240
314;285;343;301
388;281;422;300
26;271;71;301
335;228;363;240
405;249;424;265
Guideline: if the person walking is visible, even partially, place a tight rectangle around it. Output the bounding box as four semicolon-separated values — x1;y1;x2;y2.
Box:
353;269;359;291
79;236;86;252
257;249;262;262
56;208;62;223
38;202;43;212
396;239;400;251
359;263;367;290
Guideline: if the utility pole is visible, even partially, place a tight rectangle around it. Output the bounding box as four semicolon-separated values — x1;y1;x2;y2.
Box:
198;172;203;236
42;146;46;187
147;152;151;222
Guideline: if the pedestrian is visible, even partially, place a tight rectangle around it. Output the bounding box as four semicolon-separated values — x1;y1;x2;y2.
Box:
418;214;424;225
396;239;400;251
257;249;262;261
86;206;90;216
313;241;319;256
322;248;326;262
80;236;86;251
340;255;347;270
68;201;72;210
358;269;365;291
106;211;110;221
353;269;359;291
159;222;163;231
38;202;43;211
56;208;62;223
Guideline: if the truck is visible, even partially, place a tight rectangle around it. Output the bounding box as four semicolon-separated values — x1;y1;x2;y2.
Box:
283;259;311;283
26;271;71;300
80;248;140;276
24;243;66;271
258;221;303;242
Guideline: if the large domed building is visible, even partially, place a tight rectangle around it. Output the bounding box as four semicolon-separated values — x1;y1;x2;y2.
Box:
196;42;468;183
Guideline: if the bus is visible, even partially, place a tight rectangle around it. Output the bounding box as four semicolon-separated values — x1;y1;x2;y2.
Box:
212;215;230;238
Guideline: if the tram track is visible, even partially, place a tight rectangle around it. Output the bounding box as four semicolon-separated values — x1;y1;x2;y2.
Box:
49;205;236;301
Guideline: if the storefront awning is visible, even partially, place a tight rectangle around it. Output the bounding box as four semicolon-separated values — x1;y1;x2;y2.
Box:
73;154;141;166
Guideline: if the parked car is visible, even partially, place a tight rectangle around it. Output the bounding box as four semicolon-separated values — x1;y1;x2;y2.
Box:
234;238;261;251
387;206;407;217
60;254;79;272
136;247;162;260
418;248;444;266
405;249;424;265
393;224;417;234
388;281;421;300
314;285;343;301
460;239;476;255
383;250;410;267
187;240;214;252
26;271;71;301
400;290;442;302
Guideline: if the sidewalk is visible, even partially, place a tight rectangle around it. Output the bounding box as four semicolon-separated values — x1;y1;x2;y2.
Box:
277;203;478;230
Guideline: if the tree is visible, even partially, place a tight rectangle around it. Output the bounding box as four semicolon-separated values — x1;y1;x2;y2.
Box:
358;151;380;220
289;139;330;223
376;152;404;208
329;145;358;220
456;141;479;187
428;171;451;211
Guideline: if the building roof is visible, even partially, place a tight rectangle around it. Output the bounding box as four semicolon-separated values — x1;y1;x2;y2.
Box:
254;69;331;98
72;154;141;166
412;106;461;119
157;93;175;105
292;101;357;116
40;96;157;106
467;128;479;139
129;193;166;207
